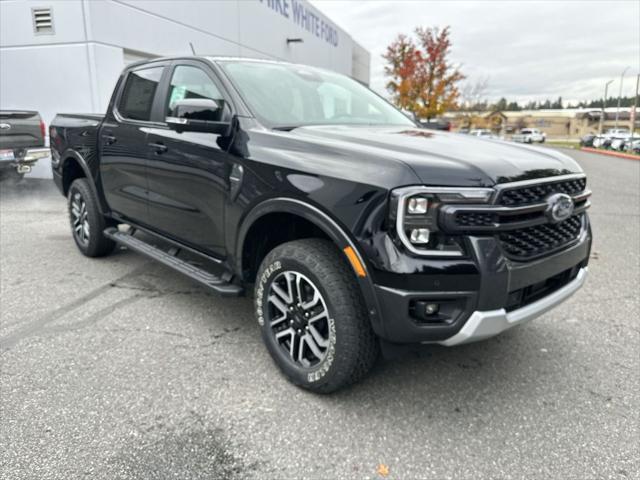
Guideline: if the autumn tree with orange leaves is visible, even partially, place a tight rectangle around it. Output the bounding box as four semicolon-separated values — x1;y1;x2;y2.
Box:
383;27;464;120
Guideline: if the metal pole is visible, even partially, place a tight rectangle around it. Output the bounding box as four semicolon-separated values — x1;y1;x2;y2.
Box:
615;66;630;129
599;80;613;136
631;74;639;135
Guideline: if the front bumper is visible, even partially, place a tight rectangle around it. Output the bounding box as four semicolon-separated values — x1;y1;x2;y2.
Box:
371;221;591;344
437;267;587;346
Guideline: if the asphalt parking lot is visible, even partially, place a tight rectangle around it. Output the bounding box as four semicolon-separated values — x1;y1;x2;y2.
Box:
1;149;638;480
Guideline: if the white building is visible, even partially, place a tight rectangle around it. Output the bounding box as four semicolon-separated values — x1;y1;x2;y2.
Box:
0;0;370;177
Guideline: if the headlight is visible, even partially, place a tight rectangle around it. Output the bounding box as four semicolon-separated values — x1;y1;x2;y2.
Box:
407;197;428;214
390;186;494;256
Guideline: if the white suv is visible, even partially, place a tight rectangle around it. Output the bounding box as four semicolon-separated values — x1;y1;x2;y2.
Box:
512;128;546;144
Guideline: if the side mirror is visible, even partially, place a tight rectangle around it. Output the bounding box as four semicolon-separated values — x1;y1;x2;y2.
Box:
166;98;231;135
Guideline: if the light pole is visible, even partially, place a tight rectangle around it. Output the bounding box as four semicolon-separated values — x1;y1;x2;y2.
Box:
599;80;613;136
614;66;630;129
631;73;639;135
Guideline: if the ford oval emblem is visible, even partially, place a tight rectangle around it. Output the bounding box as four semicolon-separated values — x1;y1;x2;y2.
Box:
546;193;574;223
0;123;11;130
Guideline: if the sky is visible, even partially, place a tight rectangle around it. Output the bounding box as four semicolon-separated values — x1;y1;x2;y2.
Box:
310;0;640;105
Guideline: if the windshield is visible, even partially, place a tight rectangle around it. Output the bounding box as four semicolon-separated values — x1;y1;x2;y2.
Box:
219;61;414;129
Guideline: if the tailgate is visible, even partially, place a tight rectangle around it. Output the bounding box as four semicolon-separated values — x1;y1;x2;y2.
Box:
0;111;44;150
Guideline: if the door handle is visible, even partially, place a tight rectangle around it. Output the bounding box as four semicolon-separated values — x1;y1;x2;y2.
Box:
101;134;117;145
148;142;168;154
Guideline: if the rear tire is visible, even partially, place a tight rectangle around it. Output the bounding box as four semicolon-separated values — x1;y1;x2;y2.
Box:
255;239;379;393
67;178;116;257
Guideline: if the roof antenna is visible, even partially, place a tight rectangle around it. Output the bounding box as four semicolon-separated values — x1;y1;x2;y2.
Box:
189;42;196;55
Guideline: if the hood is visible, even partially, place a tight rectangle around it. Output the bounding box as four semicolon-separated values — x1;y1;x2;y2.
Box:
289;125;582;187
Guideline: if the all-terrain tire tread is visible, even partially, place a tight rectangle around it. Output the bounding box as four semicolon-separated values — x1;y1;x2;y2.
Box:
257;239;379;393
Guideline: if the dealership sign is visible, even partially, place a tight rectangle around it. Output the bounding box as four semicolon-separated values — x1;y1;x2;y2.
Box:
260;0;339;47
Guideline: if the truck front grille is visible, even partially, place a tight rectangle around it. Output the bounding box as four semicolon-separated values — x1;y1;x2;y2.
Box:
498;177;586;206
440;175;591;262
498;214;584;261
454;212;497;227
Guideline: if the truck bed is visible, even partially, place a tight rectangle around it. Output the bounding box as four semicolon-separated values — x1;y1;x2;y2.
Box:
51;113;104;127
50;114;105;172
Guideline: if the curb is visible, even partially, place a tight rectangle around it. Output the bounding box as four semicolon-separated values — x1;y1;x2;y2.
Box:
580;147;640;161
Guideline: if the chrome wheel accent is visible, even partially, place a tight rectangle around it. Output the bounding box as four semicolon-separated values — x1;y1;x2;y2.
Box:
267;271;330;367
71;191;90;245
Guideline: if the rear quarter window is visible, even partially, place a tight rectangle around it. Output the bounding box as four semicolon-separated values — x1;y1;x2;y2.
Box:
118;67;164;121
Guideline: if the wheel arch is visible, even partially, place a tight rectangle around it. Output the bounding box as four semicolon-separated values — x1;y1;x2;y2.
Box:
236;197;385;336
60;149;107;214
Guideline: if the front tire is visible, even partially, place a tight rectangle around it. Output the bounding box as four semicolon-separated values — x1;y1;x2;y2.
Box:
255;239;379;393
67;178;116;257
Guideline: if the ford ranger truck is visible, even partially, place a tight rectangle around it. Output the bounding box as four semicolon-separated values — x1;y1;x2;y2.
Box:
50;57;592;393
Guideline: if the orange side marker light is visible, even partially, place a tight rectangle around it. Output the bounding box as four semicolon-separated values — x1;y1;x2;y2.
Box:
343;246;367;278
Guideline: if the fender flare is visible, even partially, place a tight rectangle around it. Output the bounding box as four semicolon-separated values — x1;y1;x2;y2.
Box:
236;197;386;336
60;149;107;214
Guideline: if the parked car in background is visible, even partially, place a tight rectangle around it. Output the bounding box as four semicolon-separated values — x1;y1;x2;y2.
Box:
579;133;596;147
595;128;628;149
0;110;49;180
608;130;637;151
628;138;640;154
592;136;609;148
604;128;630;138
512;128;546;144
610;137;626;151
621;135;640;153
468;129;497;139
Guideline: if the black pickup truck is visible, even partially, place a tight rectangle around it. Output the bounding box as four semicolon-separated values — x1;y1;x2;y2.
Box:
50;57;591;392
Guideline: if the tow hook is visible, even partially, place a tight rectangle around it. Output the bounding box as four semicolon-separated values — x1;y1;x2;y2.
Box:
16;164;31;174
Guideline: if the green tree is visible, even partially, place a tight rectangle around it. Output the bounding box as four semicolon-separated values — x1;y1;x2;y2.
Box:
494;97;508;111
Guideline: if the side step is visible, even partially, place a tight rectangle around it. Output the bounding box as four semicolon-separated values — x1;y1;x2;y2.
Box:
104;228;243;297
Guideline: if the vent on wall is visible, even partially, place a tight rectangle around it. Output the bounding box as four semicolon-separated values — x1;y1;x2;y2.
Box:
32;7;54;35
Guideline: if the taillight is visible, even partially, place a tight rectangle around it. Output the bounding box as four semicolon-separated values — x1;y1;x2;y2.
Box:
40;120;46;139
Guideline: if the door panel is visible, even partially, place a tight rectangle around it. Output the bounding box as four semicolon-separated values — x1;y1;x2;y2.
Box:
145;128;230;255
145;63;234;256
100;66;165;222
99;120;149;221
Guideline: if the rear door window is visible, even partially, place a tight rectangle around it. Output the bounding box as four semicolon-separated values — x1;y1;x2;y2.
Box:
118;67;164;121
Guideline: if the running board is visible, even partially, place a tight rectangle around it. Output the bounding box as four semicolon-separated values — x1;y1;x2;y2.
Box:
104;228;243;297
